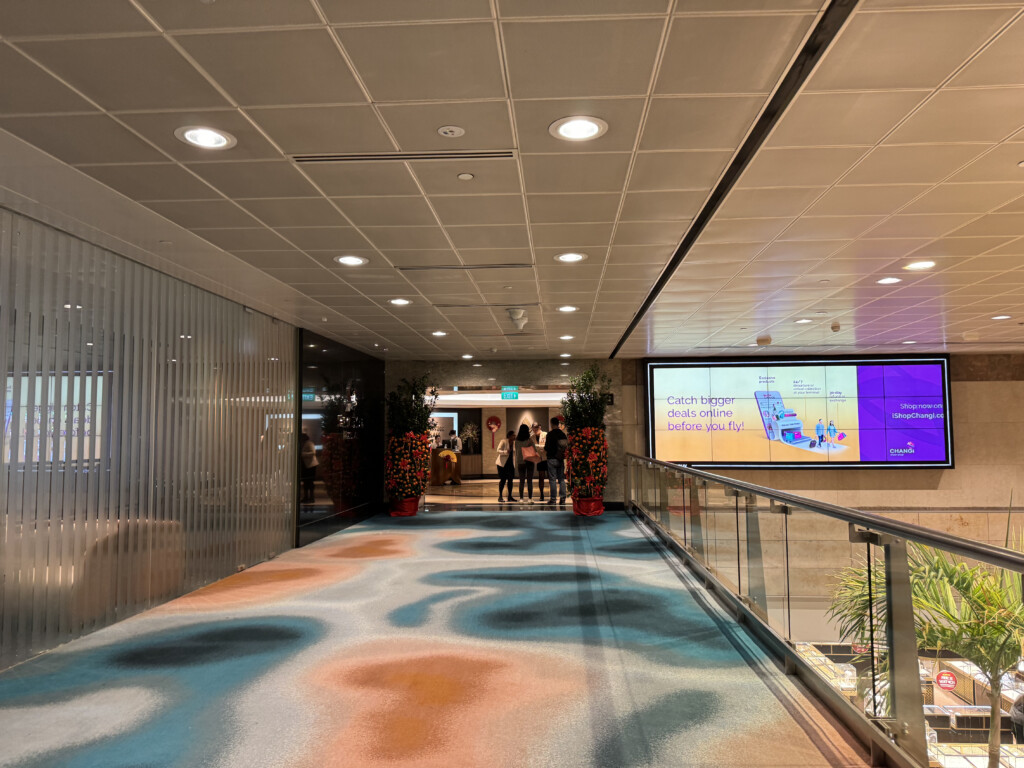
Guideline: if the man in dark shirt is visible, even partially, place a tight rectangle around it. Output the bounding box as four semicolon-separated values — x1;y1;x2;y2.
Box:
545;416;569;504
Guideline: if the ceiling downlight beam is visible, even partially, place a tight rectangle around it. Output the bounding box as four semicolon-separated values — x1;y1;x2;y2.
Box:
609;0;860;360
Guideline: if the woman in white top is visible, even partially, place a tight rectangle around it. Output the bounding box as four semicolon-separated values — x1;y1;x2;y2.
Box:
495;429;517;502
531;423;548;502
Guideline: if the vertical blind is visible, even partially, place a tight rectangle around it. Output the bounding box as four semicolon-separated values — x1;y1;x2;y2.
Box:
1;209;297;669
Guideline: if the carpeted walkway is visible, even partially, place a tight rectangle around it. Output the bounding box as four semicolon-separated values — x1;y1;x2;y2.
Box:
0;508;869;768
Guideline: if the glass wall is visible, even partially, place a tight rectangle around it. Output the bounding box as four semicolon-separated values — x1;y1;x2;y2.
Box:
297;330;384;546
1;209;297;669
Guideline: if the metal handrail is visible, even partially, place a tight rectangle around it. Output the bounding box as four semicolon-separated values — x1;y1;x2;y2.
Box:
626;453;1024;572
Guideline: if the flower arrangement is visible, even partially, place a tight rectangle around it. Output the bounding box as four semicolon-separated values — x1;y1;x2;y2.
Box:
438;449;458;464
384;431;432;500
384;376;438;516
566;426;608;499
561;364;613;516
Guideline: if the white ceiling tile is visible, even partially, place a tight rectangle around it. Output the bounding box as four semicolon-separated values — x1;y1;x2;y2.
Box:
248;106;393;155
413;158;522;195
337;23;505;101
738;147;867;188
323;0;492;23
656;14;814;95
807;9;1016;91
886;88;1024;145
804;185;926;217
432;195;526;226
841;144;986;185
503;19;665;98
866;214;975;239
951;15;1024;88
379;101;513;152
336;196;438;227
641;96;764;151
630;151;731;191
769;91;927;148
0;114;165;165
779;215;883;241
522;153;631;194
178;30;365;106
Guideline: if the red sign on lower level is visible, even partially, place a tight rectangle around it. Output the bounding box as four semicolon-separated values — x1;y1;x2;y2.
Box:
935;671;957;691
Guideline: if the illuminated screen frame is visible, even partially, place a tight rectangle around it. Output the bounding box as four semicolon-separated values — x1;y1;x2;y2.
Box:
645;355;953;469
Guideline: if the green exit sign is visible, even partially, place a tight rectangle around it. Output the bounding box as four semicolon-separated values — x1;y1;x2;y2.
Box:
501;392;519;400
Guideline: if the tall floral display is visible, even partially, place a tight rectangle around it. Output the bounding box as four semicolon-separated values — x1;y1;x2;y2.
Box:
561;364;612;517
384;376;438;517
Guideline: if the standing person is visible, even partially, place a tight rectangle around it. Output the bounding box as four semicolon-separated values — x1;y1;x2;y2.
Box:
532;422;548;502
827;420;838;449
496;429;516;502
447;429;462;452
299;433;318;504
546;416;568;504
815;418;825;449
514;423;540;503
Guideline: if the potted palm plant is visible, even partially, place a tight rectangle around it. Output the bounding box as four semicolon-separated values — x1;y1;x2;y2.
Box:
830;544;1024;768
384;375;438;516
561;364;612;517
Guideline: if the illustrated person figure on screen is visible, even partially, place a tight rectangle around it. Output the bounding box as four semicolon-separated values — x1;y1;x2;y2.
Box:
827;420;838;448
815;419;825;448
496;430;516;503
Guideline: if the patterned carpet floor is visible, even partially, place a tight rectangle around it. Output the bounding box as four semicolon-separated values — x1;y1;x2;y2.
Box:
0;508;869;768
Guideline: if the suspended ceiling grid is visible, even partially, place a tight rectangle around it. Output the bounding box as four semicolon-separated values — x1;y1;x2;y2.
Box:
1;1;1024;360
616;0;1024;358
0;0;823;360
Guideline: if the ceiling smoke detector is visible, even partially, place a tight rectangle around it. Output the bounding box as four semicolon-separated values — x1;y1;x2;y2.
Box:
437;125;466;138
507;307;528;331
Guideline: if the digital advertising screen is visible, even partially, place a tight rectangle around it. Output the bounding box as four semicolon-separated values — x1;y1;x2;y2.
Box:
647;357;952;468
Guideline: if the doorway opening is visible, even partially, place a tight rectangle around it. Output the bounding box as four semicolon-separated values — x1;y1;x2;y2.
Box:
425;384;566;507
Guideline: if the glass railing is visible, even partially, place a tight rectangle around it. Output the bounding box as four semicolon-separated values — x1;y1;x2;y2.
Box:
626;454;1024;768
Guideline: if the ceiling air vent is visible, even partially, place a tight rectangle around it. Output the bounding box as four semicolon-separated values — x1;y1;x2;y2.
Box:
292;150;515;164
397;264;531;272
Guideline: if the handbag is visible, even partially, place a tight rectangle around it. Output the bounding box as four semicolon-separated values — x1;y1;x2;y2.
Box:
521;444;541;463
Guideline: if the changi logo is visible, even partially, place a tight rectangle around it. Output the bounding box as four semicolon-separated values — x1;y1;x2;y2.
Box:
890;441;916;456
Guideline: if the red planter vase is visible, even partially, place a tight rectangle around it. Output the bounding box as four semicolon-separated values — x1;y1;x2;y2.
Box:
572;497;604;517
389;496;421;517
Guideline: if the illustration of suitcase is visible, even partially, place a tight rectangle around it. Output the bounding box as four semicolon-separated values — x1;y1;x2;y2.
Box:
809;440;817;448
837;432;846;441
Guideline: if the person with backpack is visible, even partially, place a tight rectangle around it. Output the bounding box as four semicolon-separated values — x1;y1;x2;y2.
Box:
545;416;568;505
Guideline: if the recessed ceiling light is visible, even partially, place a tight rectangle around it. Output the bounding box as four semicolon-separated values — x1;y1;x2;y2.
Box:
432;330;447;337
462;354;473;359
63;304;82;309
559;335;574;340
373;343;379;347
877;277;902;285
472;363;482;367
814;311;828;316
503;285;513;290
555;252;587;263
335;255;368;266
457;172;475;181
269;357;279;362
904;260;935;271
389;298;411;306
560;353;571;358
560;373;569;377
158;240;173;245
747;343;758;347
1018;160;1024;168
902;340;917;344
437;125;465;138
86;342;93;347
549;116;609;142
307;343;316;348
488;377;496;381
993;315;1012;320
560;362;570;366
174;125;236;150
818;279;831;285
558;305;578;313
794;318;812;324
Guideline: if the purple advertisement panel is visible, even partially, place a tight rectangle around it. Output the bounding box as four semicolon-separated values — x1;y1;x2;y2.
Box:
650;357;952;468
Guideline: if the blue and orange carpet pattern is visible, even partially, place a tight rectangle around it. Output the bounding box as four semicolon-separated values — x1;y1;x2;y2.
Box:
0;509;868;767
